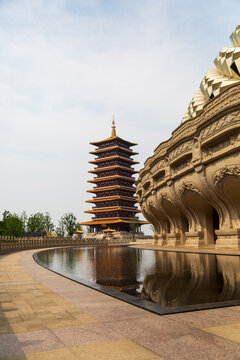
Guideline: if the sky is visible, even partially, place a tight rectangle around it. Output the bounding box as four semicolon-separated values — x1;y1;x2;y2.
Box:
0;0;240;231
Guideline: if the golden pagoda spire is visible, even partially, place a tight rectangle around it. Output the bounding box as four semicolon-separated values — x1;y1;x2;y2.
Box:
111;116;116;137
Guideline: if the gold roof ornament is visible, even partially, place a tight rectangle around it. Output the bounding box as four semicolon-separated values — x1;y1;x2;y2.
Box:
182;24;240;123
102;227;116;232
111;116;116;137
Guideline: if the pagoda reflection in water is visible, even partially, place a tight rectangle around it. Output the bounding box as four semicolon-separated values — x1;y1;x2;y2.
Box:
38;247;240;308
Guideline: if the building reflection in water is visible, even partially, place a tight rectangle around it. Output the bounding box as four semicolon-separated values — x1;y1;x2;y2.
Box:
94;246;139;291
37;247;240;308
141;252;240;307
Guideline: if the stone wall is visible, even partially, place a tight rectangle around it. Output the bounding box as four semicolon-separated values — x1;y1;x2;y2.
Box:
0;236;130;255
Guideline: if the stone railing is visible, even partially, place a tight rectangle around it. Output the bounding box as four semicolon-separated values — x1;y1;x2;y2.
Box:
0;236;130;255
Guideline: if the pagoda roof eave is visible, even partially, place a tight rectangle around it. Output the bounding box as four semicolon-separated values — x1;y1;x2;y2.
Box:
88;175;136;183
88;165;138;174
90;136;137;147
89;145;139;155
78;219;149;226
86;195;137;203
89;155;139;165
85;206;141;214
87;185;136;193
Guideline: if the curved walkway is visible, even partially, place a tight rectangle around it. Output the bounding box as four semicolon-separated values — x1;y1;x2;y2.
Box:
0;249;240;359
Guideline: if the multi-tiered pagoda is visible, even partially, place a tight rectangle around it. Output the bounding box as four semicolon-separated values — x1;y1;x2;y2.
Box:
80;120;146;233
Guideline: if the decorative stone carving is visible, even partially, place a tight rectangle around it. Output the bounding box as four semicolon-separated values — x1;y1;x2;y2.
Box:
169;140;192;162
165;157;171;178
192;137;201;164
151;160;165;175
200;111;240;142
179;182;200;195
213;165;240;185
159;192;171;202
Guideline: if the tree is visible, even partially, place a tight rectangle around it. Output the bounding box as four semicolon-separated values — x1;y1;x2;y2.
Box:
56;218;66;237
44;212;54;232
0;211;24;237
61;213;78;236
20;211;28;233
129;221;141;241
27;212;54;233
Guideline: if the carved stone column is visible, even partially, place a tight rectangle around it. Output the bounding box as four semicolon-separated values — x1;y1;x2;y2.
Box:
166;232;181;247
185;231;204;248
215;229;240;250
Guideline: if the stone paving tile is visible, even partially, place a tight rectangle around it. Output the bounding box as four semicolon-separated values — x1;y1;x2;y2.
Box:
0;282;38;286
70;339;163;360
203;322;240;343
107;313;193;341
0;348;78;360
52;322;126;347
0;283;97;334
106;313;240;360
0;254;22;265
165;311;221;328
0;329;65;357
0;266;25;272
0;273;34;283
141;331;240;360
194;307;240;325
74;300;145;322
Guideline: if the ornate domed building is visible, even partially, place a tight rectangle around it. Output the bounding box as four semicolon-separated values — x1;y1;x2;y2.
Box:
136;24;240;250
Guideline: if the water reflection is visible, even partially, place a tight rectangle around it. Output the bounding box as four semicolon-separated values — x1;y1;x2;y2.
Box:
37;246;240;308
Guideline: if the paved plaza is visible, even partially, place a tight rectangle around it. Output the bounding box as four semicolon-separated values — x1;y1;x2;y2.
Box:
1;249;240;359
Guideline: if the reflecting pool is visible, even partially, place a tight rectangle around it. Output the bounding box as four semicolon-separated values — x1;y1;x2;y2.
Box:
35;246;240;313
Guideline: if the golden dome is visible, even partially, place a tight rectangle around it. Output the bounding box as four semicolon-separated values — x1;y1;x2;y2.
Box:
182;24;240;123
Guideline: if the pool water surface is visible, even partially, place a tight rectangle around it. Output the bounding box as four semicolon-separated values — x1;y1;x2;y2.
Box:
34;246;240;315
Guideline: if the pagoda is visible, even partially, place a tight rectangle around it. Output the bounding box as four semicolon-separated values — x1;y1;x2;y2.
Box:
80;119;146;233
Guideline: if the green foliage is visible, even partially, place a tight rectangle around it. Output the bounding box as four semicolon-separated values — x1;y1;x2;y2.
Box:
56;218;66;237
20;211;28;233
44;212;55;232
129;221;140;234
27;212;54;233
61;213;78;236
0;210;24;237
0;210;81;238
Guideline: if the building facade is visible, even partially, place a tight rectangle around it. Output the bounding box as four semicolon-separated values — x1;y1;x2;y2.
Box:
136;25;240;250
80;120;146;233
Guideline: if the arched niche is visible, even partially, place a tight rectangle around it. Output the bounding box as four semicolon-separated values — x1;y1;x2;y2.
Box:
216;176;240;228
180;184;220;245
148;201;170;245
160;197;189;245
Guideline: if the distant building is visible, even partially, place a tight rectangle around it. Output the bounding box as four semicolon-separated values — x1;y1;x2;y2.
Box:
20;232;47;238
79;120;147;233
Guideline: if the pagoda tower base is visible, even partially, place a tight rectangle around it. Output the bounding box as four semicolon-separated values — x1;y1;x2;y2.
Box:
85;231;134;244
112;231;134;242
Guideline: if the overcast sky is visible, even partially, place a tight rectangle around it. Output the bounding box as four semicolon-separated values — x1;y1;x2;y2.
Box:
0;0;239;230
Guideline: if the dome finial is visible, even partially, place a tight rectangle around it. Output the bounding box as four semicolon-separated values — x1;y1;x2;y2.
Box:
111;115;116;137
